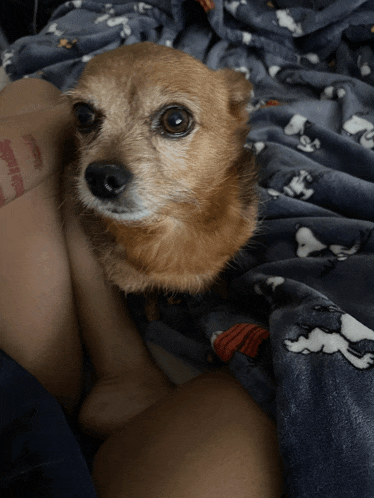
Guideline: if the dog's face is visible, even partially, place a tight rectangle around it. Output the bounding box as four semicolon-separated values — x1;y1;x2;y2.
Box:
66;42;254;225
65;42;258;293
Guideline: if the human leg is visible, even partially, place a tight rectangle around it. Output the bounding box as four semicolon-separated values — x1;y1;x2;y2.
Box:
0;78;175;424
92;368;285;498
0;79;83;413
0;77;64;118
62;196;175;438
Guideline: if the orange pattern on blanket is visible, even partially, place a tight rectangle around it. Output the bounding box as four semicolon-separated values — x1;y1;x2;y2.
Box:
265;99;281;106
196;0;215;13
213;323;269;362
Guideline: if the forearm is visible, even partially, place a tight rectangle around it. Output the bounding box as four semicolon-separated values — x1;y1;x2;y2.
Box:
0;103;74;207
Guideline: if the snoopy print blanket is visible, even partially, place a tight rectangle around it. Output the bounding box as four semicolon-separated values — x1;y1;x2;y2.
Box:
3;1;374;496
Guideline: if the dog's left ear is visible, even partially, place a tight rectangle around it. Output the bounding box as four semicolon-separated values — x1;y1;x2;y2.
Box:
218;68;253;122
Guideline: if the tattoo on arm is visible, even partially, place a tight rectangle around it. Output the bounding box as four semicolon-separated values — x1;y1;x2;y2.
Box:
22;133;43;171
0;185;6;207
0;134;42;206
0;138;25;201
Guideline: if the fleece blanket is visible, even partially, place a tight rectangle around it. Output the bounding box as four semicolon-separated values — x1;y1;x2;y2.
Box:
3;1;374;496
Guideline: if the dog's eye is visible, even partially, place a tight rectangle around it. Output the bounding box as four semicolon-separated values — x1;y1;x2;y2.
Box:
73;103;98;133
159;106;193;137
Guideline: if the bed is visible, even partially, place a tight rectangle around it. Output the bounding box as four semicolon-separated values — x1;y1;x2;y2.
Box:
2;1;374;496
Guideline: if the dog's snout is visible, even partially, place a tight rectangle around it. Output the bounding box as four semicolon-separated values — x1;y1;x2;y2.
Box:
85;161;132;199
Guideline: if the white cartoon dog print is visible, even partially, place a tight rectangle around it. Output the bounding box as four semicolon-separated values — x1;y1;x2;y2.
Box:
295;226;360;260
283;170;314;200
284;114;321;152
343;114;374;149
264;169;317;201
284;312;374;369
276;9;303;37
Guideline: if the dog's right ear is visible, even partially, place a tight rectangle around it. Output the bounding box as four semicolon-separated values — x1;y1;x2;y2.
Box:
218;68;253;122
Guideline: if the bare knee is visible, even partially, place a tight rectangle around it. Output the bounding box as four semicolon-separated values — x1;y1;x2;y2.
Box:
92;370;284;498
0;78;63;118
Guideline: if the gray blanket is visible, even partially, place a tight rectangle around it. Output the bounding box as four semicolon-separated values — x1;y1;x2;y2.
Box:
3;1;374;495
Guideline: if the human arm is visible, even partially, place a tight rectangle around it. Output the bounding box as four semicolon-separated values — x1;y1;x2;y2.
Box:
0;81;74;206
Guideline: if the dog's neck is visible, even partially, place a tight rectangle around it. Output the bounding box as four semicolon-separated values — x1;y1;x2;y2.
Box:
102;172;256;293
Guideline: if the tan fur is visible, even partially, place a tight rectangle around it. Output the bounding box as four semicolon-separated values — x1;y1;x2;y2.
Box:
64;42;258;294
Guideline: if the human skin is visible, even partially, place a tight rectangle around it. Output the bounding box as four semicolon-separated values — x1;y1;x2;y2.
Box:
0;79;83;413
92;368;285;498
0;79;74;206
0;77;285;497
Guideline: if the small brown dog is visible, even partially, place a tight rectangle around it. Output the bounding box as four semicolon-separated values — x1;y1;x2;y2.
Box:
64;42;258;295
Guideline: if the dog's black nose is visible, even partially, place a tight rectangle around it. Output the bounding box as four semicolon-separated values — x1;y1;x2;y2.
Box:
85;162;132;199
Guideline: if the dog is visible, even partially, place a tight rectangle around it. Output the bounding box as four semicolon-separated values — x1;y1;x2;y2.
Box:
64;42;258;295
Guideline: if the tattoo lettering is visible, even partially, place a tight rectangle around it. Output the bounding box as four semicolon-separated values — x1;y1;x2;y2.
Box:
0;139;25;200
22;133;43;170
0;185;6;207
11;174;25;198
